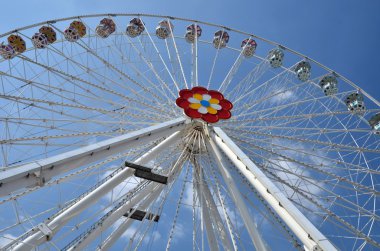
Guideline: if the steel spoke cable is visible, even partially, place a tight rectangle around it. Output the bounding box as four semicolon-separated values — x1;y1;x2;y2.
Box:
225;58;270;100
226;131;379;196
219;135;375;249
230;132;380;175
200;137;238;250
112;18;178;108
218;42;245;92
15;54;169;120
0;67;169;120
167;18;189;89
206;29;223;90
0;91;161;122
81;23;173;111
229;61;298;106
139;18;180;96
67;134;192;250
231;89;354;119
221;109;379;130
165;161;191;251
49;25;171;113
226;127;380;154
244;148;380;222
217;149;304;250
262;166;380;248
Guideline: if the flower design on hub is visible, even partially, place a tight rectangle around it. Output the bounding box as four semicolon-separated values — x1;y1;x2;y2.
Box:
176;86;233;123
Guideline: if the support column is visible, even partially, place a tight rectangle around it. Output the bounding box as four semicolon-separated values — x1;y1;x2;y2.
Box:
68;182;160;251
193;159;235;251
11;130;184;251
194;163;218;251
0;118;186;196
97;185;165;251
72;151;188;250
211;127;337;251
206;132;269;251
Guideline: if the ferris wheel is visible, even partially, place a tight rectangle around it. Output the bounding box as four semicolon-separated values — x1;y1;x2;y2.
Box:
0;13;379;251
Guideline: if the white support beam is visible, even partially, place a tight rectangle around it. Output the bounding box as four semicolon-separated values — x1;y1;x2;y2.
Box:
0;118;186;197
206;131;269;251
10;130;184;251
193;159;235;251
68;182;160;251
211;127;337;251
72;152;188;251
97;185;165;251
195;166;219;251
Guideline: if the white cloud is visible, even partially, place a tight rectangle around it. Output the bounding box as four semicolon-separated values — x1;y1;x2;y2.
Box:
173;223;185;238
269;89;296;104
183;182;194;207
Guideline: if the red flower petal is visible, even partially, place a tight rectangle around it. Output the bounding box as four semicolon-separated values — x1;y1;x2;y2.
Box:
192;86;208;94
179;89;193;99
177;87;233;122
176;98;190;108
219;99;233;110
217;110;231;119
202;113;219;123
208;90;224;100
185;108;202;118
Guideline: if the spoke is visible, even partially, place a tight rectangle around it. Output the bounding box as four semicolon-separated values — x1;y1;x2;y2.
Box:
165;162;191;251
191;23;199;87
140;19;180;95
225;130;379;195
218;47;244;92
192;157;235;250
0;118;185;196
167;18;189;89
206;128;269;251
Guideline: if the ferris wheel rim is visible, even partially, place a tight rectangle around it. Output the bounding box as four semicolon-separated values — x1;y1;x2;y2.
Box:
0;12;378;108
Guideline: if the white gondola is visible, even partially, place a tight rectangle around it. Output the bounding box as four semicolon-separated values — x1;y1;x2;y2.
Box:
369;113;380;131
241;38;257;58
267;48;284;68
96;18;116;38
319;75;338;96
213;30;229;49
346;92;366;114
185;24;202;43
32;32;48;49
295;61;311;82
0;43;16;59
156;20;173;39
126;18;145;38
64;27;80;42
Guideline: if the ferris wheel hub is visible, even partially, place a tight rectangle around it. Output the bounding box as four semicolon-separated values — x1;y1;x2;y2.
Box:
176;86;233;123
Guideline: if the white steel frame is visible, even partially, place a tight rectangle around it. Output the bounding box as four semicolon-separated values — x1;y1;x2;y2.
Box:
0;118;186;196
8;120;185;251
2;119;339;251
210;127;337;251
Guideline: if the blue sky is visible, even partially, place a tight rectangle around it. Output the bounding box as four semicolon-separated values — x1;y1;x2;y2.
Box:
1;1;380;250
